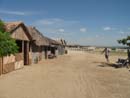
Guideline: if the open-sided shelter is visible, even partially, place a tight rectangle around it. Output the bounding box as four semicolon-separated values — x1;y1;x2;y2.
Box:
45;37;63;58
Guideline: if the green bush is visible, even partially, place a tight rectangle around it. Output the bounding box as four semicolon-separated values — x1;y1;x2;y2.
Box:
0;20;18;57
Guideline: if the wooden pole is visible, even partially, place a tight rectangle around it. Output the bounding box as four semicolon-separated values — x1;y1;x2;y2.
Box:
0;57;3;75
22;41;24;65
27;41;29;65
0;59;1;75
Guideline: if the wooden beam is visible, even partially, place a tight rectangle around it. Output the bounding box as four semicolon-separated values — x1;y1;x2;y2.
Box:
27;41;29;65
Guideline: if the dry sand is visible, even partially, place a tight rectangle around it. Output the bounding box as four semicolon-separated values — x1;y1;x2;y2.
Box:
0;50;130;98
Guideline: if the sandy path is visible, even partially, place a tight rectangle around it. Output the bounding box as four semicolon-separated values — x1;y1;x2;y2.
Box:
0;50;130;98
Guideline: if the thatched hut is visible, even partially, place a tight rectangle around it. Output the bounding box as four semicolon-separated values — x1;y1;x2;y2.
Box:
44;37;62;58
27;27;49;63
1;21;32;74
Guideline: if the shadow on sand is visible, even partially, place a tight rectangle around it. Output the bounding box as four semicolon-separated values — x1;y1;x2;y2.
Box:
98;62;121;69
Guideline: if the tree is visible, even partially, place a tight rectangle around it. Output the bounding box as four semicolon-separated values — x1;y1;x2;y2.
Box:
118;36;130;64
0;20;18;74
117;36;130;46
0;20;5;32
0;20;18;56
0;31;18;57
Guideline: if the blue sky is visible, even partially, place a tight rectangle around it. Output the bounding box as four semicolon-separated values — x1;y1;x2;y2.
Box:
0;0;130;46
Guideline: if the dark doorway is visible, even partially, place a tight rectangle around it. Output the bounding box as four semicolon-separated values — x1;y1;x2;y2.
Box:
16;40;22;53
24;41;29;65
51;47;56;55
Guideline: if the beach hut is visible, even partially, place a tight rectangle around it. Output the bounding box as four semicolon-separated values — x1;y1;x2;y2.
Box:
27;27;49;63
45;37;61;58
1;21;32;73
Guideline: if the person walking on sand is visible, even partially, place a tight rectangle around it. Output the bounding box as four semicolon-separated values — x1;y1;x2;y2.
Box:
102;48;110;62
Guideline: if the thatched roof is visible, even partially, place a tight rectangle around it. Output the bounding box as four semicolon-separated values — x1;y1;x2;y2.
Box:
3;21;65;46
45;37;62;45
28;29;61;46
27;27;49;46
5;21;22;32
62;39;67;46
4;21;32;40
56;39;67;46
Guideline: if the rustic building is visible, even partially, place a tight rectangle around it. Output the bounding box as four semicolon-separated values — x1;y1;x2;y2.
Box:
46;37;61;58
1;21;32;74
27;27;49;63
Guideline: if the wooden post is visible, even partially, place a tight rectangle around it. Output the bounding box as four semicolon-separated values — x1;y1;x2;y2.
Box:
41;46;43;60
38;46;40;61
27;41;29;65
0;57;2;75
45;46;48;59
0;57;4;75
22;41;24;59
29;41;32;64
22;41;24;64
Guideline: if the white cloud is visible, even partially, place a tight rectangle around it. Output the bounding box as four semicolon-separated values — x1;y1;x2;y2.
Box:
58;28;64;32
0;10;37;16
35;18;79;27
33;18;82;44
119;31;125;34
80;28;87;32
103;27;112;31
0;10;25;15
38;20;54;25
35;18;64;25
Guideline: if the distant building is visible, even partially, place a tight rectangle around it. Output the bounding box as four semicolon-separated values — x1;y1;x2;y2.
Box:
115;48;127;52
87;47;96;51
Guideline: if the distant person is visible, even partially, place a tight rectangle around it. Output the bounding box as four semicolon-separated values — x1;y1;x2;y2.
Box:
102;48;110;62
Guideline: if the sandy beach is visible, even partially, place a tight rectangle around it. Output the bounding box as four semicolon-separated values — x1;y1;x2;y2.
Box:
0;50;130;98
